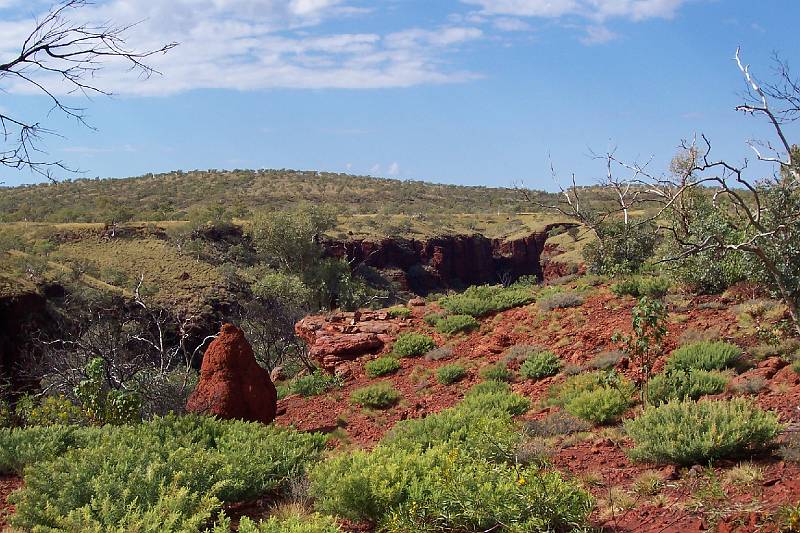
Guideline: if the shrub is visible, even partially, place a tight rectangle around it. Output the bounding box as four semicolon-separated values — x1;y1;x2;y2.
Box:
3;415;327;530
625;398;782;465
436;364;467;385
233;514;341;533
387;306;411;319
519;351;562;380
365;357;401;378
586;350;624;370
524;411;591;438
646;369;729;405
310;444;592;531
665;341;742;373
538;292;584;311
350;383;401;409
548;371;634;424
13;394;85;427
439;284;534;317
392;332;436;357
424;346;453;361
611;276;671;299
583;220;657;276
423;311;447;326
479;362;513;382
290;371;341;397
461;382;530;416
434;314;479;335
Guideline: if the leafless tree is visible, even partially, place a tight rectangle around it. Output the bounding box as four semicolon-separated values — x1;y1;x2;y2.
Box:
0;0;176;181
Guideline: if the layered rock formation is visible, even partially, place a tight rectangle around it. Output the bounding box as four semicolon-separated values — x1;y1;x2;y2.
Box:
295;311;399;374
186;323;277;424
322;223;577;294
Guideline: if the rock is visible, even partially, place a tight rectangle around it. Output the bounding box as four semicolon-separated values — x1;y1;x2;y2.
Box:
269;366;284;383
660;465;679;481
186;324;277;424
409;297;426;307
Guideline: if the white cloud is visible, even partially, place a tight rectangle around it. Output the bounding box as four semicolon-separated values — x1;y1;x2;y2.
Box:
462;0;688;21
0;1;483;96
492;17;533;31
580;25;617;44
369;163;380;174
387;161;400;176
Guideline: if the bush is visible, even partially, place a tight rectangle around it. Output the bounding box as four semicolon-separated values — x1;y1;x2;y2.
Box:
233;514;341;533
548;371;634;424
310;444;592;531
365;357;401;378
479;362;513;382
462;382;530;416
583;220;657;276
538;292;584;311
13;394;86;427
646;369;728;405
387;306;411;319
611;276;671;299
392;332;436;358
625;398;781;465
290;371;341;397
424;346;453;361
586;350;624;370
434;314;479;335
439;284;534;317
350;383;401;409
423;311;446;326
436;364;467;385
519;351;562;380
665;341;742;373
524;411;591;438
2;415;327;530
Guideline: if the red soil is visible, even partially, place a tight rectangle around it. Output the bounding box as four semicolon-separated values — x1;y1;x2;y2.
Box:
277;285;800;532
0;475;22;531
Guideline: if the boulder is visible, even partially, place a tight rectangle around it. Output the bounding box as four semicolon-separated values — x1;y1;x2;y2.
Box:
186;323;277;424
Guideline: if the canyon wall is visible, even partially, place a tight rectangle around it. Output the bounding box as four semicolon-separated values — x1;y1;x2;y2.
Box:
323;223;577;294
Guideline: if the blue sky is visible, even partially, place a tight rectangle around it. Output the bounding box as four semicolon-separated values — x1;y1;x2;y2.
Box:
1;0;798;189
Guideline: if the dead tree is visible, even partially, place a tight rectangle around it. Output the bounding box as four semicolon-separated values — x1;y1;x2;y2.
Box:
0;0;176;180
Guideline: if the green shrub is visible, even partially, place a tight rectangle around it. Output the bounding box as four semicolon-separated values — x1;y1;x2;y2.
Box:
665;341;742;373
519;351;562;380
625;398;781;465
524;411;591;438
538;292;584;311
350;383;401;409
461;382;530;416
584;220;657;276
365;357;401;378
434;314;479;335
646;369;729;405
439;284;534;317
233;514;341;533
392;332;436;357
611;276;671;299
290;371;341;397
436;364;467;384
387;306;411;319
479;362;513;382
310;444;592;531
14;394;86;427
3;415;327;530
423;311;447;326
548;371;634;424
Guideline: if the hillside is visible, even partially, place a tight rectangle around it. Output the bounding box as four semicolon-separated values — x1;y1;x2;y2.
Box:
0;169;565;223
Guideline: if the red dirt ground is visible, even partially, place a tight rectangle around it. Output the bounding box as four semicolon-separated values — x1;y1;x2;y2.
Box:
0;474;22;531
275;284;800;532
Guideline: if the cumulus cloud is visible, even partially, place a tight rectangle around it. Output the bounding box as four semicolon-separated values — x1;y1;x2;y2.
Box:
0;0;482;96
387;161;400;176
580;25;618;44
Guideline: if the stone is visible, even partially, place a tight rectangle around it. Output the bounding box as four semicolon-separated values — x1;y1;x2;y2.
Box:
186;323;277;424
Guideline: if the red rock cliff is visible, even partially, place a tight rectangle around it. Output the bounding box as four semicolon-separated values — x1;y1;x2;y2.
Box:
323;223;576;294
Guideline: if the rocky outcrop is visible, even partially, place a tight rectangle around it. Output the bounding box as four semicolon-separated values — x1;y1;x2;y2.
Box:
295;311;399;374
187;323;277;424
0;289;52;392
323;223;577;294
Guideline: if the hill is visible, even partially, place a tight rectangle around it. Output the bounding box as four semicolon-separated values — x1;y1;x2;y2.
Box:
0;169;564;223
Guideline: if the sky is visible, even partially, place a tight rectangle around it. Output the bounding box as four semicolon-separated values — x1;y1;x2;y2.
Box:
0;0;798;189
